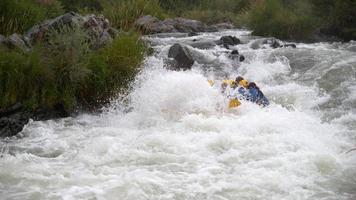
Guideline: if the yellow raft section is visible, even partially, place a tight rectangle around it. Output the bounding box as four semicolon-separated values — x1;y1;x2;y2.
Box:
208;79;241;109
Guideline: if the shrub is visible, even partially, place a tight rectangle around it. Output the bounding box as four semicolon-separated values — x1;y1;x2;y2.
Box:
0;27;146;112
245;0;317;40
0;0;63;35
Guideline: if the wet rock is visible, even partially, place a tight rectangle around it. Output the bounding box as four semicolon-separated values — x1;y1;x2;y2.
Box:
228;50;245;62
0;103;70;138
135;15;217;34
216;36;241;48
168;43;194;70
212;22;235;30
149;33;193;38
282;43;297;48
4;33;31;52
189;41;217;49
231;49;239;55
251;38;281;49
239;55;245;62
0;104;30;138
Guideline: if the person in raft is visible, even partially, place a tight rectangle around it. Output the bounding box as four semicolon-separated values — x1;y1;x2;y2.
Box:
247;82;269;107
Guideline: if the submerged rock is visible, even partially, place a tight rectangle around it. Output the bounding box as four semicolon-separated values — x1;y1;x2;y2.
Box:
189;41;217;49
0;103;69;138
251;38;297;49
135;15;217;34
228;49;245;62
168;43;195;70
282;43;297;48
251;37;281;49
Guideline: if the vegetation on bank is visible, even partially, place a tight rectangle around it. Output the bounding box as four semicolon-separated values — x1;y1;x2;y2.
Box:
0;29;145;111
1;0;355;40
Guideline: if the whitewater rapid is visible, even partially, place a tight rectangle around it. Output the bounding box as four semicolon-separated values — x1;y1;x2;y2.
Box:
1;30;356;200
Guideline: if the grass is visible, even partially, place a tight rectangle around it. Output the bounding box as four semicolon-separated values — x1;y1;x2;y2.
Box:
0;27;146;111
101;0;166;31
0;0;63;35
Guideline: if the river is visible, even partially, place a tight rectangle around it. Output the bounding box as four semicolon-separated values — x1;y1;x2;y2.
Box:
1;30;356;200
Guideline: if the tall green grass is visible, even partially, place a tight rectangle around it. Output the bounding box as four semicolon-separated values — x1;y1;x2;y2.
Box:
0;0;63;35
0;27;146;111
101;0;166;30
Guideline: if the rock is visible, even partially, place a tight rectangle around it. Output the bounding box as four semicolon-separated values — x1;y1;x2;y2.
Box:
239;55;245;62
135;15;176;34
228;50;245;62
24;12;115;49
25;12;83;43
282;43;297;48
170;18;217;33
4;33;31;52
216;36;241;48
0;114;30;138
0;103;70;138
0;104;30;138
231;50;239;55
149;33;192;38
168;43;194;70
189;41;217;49
212;22;235;30
135;15;217;34
251;38;281;49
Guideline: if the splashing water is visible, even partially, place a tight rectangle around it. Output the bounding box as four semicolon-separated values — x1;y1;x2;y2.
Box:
1;30;356;200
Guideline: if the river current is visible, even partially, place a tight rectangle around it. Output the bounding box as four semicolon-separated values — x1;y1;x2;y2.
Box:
1;30;356;200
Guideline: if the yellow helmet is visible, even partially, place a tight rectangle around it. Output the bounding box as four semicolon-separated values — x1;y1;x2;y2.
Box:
223;79;235;86
238;79;249;87
208;80;215;86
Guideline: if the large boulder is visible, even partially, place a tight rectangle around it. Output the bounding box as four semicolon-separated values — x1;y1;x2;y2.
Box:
135;15;176;34
168;43;194;70
25;12;117;49
135;15;217;34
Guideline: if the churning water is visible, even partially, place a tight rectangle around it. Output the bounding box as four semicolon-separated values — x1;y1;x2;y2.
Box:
1;30;356;200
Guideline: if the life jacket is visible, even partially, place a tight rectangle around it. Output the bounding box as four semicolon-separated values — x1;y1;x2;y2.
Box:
247;87;259;102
